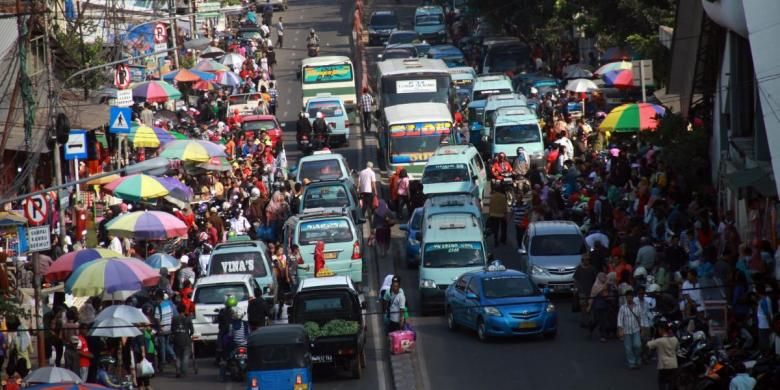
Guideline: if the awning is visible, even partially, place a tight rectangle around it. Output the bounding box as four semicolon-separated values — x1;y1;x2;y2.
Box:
724;167;777;197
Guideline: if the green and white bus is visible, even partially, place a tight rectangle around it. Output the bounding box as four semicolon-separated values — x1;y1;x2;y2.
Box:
300;56;357;111
376;58;452;113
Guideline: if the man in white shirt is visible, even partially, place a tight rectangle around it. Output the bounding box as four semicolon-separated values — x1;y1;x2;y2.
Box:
681;270;703;309
358;162;378;221
108;232;123;255
585;228;609;250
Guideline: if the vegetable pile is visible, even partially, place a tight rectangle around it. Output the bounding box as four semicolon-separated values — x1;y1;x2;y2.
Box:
304;319;359;339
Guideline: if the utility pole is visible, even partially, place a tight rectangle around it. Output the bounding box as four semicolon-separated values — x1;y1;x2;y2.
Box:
170;0;180;69
190;0;197;39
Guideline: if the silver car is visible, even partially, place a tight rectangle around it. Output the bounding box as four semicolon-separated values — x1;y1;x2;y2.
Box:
518;221;585;292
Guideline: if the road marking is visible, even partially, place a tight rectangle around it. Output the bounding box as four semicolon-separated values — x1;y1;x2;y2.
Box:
282;111;288;118
415;327;432;390
365;220;388;390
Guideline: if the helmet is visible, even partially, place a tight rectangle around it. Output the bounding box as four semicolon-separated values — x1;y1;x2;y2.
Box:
530;87;538;95
251;187;260;197
498;152;506;159
516;146;525;154
633;266;647;279
310;28;315;34
300;111;306;118
225;295;238;308
228;231;236;238
646;283;660;293
316;111;324;119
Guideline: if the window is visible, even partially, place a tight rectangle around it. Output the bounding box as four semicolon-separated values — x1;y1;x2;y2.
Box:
299;159;343;181
298;219;354;245
243;120;277;132
482;276;537;298
455;275;469;291
303;184;351;209
307;101;344;118
530;234;585;256
209;252;268;277
494;124;541;144
370;13;397;27
194;284;249;305
415;14;443;26
472;155;484;172
467;278;479;295
423;242;484;268
422;163;470;184
410;210;422;230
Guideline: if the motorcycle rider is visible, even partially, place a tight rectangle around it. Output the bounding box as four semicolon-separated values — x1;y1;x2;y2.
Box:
513;146;530;176
490;152;512;179
312;111;329;148
306;28;320;55
296;111;312;142
217;295;238;381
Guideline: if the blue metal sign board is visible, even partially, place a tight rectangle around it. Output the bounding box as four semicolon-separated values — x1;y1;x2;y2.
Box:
64;129;88;160
109;106;132;134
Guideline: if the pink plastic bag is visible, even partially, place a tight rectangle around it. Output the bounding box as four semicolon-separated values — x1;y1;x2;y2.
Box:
389;330;416;355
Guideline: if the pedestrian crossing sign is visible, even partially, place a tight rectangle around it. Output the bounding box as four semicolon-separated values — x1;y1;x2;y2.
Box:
109;106;132;134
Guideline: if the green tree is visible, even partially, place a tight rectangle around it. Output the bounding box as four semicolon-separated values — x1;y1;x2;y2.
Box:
639;112;711;189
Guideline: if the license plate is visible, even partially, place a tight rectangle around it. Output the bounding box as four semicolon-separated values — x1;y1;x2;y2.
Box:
312;354;333;363
323;252;338;260
294;385;309;390
518;321;537;329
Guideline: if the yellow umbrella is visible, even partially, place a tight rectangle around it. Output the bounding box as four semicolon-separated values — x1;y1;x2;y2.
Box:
86;174;121;186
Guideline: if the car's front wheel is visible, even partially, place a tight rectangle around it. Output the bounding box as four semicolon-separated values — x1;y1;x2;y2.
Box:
476;317;489;342
446;306;458;331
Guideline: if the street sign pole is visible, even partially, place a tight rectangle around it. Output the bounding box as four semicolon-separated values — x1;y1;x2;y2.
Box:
640;62;647;103
26;162;45;367
74;157;80;202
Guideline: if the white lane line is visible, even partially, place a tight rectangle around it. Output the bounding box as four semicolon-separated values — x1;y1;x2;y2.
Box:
286;99;291;106
415;325;432;390
364;210;387;390
282;111;288;118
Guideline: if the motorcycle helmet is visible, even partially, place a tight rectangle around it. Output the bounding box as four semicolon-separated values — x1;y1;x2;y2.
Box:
633;266;647;279
228;231;237;238
530;87;538;95
646;283;660;293
310;28;315;35
498;152;506;160
225;295;238;308
251;187;261;198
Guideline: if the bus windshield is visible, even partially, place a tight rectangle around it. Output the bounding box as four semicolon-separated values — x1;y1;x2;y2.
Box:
423;242;484;268
380;75;450;107
303;64;354;85
390;135;442;165
486;47;531;73
416;14;443;26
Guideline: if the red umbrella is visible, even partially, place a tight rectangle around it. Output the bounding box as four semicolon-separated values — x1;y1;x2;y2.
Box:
602;69;634;88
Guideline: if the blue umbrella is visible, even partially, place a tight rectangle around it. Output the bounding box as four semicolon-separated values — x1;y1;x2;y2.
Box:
161;69;216;82
144;253;181;271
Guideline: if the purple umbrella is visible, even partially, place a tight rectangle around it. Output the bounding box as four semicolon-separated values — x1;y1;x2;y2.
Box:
157;176;194;202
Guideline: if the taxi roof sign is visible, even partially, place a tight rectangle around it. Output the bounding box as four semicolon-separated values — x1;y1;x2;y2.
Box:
487;260;506;272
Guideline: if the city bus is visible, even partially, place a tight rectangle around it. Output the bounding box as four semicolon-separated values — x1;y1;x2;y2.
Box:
299;56;357;111
376;58;452;113
379;102;453;178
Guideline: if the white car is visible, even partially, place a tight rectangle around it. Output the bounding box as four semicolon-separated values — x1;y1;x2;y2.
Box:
192;274;259;342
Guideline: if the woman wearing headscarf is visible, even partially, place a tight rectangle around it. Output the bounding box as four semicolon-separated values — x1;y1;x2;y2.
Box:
587;272;611;342
372;199;395;256
265;191;289;241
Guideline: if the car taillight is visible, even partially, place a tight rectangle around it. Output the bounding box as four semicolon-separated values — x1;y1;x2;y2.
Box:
251;377;258;389
238;347;247;354
345;119;350;127
329;122;336;127
295;375;302;384
352;241;361;259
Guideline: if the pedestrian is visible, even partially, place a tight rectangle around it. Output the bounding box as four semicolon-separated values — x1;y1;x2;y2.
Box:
152;290;178;374
171;302;194;378
487;184;507;246
359;87;375;133
511;196;529;247
276;17;284;48
573;254;596;327
268;81;278;115
357;161;378;222
248;286;269;331
396;169;410;219
64;335;82;379
646;322;678;390
729;362;756;389
617;288;643;369
756;283;774;352
383;276;406;333
587;272;610;342
140;103;154;126
372;199;395;256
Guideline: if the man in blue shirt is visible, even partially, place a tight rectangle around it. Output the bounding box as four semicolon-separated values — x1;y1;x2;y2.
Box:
729;362;756;390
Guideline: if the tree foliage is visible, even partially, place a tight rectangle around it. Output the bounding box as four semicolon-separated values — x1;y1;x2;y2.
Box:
639;112;711;189
51;5;109;90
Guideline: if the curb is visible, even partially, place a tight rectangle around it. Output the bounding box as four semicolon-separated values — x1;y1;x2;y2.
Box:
390;352;418;390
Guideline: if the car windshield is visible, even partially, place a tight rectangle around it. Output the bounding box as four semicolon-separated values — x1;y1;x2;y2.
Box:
299;159;343;181
303;184;351;209
243;120;277;132
530;234;585;256
371;14;397;26
473;88;512;101
194;283;249;305
248;344;309;371
443;57;466;67
295;291;356;323
482;276;537;298
416;14;443;26
209;251;268;277
298;219;354;245
388;32;418;45
422;163;470;184
495;124;541;144
307;101;344;118
423;242;484;268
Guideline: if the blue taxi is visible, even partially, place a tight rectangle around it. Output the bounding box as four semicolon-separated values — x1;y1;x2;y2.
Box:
444;262;557;342
399;207;423;268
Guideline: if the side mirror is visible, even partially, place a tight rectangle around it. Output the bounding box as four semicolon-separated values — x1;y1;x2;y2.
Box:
296;70;301;80
377;54;383;60
399;224;408;231
472;175;478;182
415;232;422;241
466;292;478;300
213;308;220;313
481;135;488;143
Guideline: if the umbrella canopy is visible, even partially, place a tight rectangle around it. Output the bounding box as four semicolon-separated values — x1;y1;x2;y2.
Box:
46;248;123;282
563;67;593;79
602;69;634;88
161;68;216;83
128;124;176;148
220;53;246;68
25;384;109;390
145;253;180;271
24;367;82;385
105;210;188;240
85;174;121;186
193;59;229;72
600;103;666;133
594;60;633;76
94;305;150;325
196;156;232;171
565;78;599;93
192;79;219;91
0;211;27;227
104;174;170;201
66;257;159;296
155;176;193;202
169;130;189;140
160;139;226;163
90;317;142;338
199;46;225;59
214;71;242;87
132;81;182;103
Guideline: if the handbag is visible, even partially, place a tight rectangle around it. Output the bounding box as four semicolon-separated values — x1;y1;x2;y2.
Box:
137;357;155;378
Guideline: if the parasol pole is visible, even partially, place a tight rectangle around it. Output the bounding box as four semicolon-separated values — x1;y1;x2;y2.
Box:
640;60;647;103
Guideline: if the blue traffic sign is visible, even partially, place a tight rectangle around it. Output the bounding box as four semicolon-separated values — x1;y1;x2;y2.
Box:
64;129;88;160
109;106;132;134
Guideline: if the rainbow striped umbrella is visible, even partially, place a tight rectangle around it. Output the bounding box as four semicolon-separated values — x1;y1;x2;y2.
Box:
162;68;216;83
0;211;27;227
65;257;160;297
602;69;634;88
105;210;188;240
160;139;226;163
192;79;219;91
132;80;182;103
45;248;123;282
104;174;170;201
128;124;175;148
214;71;242;87
193;59;230;72
600;103;666;133
594;60;633;76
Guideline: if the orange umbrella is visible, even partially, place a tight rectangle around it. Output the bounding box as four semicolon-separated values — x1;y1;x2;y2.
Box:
162;68;215;83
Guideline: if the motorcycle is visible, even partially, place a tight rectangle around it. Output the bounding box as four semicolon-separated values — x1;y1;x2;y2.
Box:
298;133;313;156
307;43;320;57
226;345;248;381
491;172;515;207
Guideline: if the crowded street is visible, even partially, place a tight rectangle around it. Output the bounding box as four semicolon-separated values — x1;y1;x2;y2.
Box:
1;0;780;390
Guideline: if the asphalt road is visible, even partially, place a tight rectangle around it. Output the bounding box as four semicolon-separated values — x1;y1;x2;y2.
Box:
154;0;388;389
